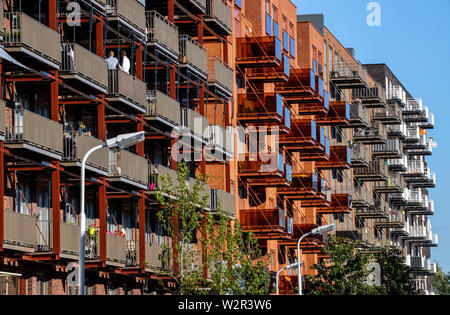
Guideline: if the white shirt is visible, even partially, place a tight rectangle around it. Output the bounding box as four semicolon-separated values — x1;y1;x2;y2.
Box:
122;56;130;73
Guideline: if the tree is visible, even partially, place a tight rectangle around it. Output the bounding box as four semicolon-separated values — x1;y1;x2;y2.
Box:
155;161;210;295
432;264;450;295
370;247;417;295
202;212;271;295
307;235;372;295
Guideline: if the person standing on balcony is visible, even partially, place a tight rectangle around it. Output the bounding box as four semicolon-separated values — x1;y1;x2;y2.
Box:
121;50;130;74
105;50;121;70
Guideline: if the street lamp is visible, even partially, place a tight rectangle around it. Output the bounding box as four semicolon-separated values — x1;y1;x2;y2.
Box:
276;262;300;295
79;131;145;295
297;224;334;296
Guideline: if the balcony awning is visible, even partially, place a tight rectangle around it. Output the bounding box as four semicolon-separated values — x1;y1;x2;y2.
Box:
0;46;31;71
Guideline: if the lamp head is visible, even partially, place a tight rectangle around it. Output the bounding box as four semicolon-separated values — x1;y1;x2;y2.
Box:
106;131;145;150
311;224;335;236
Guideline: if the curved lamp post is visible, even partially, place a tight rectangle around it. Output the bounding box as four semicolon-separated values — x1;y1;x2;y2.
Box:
297;224;334;295
276;262;299;295
79;131;145;295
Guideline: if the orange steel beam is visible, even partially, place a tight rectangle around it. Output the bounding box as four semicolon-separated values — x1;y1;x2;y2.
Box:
0;143;3;251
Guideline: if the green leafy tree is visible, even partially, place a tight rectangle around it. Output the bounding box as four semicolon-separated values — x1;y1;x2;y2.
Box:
432;264;450;295
202;212;271;295
307;235;372;295
370;247;417;295
155;161;210;295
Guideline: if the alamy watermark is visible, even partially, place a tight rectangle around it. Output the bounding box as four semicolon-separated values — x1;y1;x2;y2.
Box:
367;2;381;27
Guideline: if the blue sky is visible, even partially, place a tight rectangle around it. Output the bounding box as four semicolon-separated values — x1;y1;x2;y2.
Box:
292;0;450;272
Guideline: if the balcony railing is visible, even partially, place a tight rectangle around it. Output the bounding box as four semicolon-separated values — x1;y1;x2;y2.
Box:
208;56;233;94
352;85;386;107
63;132;109;173
351;142;371;167
372;139;403;158
353;121;387;144
146;90;181;127
207;125;234;158
179;108;210;142
354;159;389;181
205;0;232;34
5;108;63;158
240;208;287;235
106;0;146;34
317;101;350;126
3;210;36;252
61;43;108;92
350;102;370;127
107;69;147;112
372;103;402;123
211;188;235;217
179;35;208;76
387;155;408;172
246;54;290;83
3;12;61;67
0;100;5;139
109;149;149;187
236;36;282;68
146;11;179;57
387;122;407;138
329;61;368;89
106;233;127;266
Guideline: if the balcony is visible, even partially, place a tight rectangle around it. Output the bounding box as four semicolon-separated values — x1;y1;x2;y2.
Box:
208;56;233;96
276;69;324;106
179;35;208;78
106;69;147;113
205;0;232;35
375;211;405;229
316;146;351;170
236;36;282;68
238;153;291;187
205;125;234;160
403;100;428;123
246;54;290;83
349;102;370;128
106;0;146;36
372;139;403;159
146;11;179;59
3;210;36;252
353;121;387;144
419;110;434;129
240;208;291;240
5;108;63;160
412;167;436;188
146;90;181;129
387;155;408;172
387;86;406;106
3;12;61;69
237;93;290;133
63;132;109;176
278;171;319;201
105;234;127;267
372;103;402;124
387;122;407;140
317;186;352;215
352;184;373;209
351;143;371;168
373;172;404;193
179;108;210;144
0;100;5;141
329;62;367;89
210;189;236;218
299;177;331;208
108;150;149;189
136;242;171;271
403;160;426;182
352;85;386;108
280;120;328;160
354;159;389;182
60;223;80;259
316;101;350;127
60;43;108;93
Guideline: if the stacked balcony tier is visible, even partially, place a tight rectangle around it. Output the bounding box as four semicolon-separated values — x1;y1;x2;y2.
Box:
106;69;147;113
354;159;389;182
3;12;61;69
275;69;324;106
106;0;146;37
145;90;181;130
240;208;292;240
316;101;350;126
60;43;108;93
237;93;291;134
204;0;232;35
146;11;180;60
329;62;368;89
236;36;282;69
316;146;351;170
352;85;386;108
353;121;387;144
238;153;291;187
208;56;234;97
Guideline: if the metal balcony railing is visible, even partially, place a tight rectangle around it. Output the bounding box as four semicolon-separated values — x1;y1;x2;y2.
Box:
211;188;235;217
206;0;232;34
179;35;208;76
108;149;149;186
107;69;147;111
146;90;181;127
106;0;146;34
3;12;61;66
146;11;179;57
61;43;108;91
5;108;64;157
207;56;234;94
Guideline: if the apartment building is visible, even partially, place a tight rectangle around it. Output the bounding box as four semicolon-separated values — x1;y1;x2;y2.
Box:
0;0;236;295
0;1;438;295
